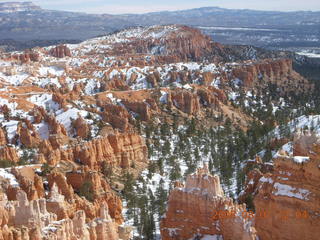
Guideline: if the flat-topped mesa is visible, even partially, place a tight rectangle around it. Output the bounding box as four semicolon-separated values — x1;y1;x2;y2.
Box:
161;165;257;240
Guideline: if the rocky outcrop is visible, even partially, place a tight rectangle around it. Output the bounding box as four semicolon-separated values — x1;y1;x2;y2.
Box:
11;50;40;63
122;100;151;121
161;164;257;240
47;172;74;201
17;122;40;147
145;25;213;61
248;132;320;240
0;127;7;146
0;146;19;163
49;45;72;58
42;132;148;169
73;116;90;139
169;90;201;115
10;166;44;201
197;87;227;108
101;104;131;132
232;59;313;93
0;190;122;240
66;167;123;223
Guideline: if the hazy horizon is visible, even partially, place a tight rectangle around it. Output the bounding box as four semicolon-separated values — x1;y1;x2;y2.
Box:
0;0;320;14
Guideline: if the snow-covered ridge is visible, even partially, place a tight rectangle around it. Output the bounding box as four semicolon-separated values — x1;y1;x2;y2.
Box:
0;2;41;13
66;25;180;55
296;51;320;59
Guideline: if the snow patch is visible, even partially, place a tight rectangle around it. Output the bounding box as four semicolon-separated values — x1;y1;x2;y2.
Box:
272;182;310;200
0;168;19;187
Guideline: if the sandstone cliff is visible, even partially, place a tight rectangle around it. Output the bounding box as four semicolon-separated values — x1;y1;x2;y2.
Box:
160;164;257;240
246;132;320;240
231;59;313;93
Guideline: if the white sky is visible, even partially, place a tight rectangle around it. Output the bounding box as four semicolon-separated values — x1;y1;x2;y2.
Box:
1;0;320;14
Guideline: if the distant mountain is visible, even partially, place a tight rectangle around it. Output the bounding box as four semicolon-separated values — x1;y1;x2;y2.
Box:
0;1;41;13
127;7;320;28
0;2;319;52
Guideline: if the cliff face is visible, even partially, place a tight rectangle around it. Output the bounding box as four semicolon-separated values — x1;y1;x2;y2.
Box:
231;59;313;93
160;165;257;240
41;132;148;169
241;132;320;240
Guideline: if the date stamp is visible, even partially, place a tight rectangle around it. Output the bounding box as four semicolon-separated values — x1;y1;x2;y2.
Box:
212;209;309;221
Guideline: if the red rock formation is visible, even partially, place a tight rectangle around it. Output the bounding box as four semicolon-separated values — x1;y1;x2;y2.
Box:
169;90;201;115
97;25;212;63
145;25;213;61
197;87;226;109
11;51;40;63
0;127;7;146
122;100;151;121
161;164;257;240
47;172;74;201
40;132;148;171
0;190;122;240
73;116;90;139
232;59;313;93
49;45;72;58
66;167;123;223
0;146;19;163
52;92;68;109
17;122;40;148
30;106;47;124
101;104;131;131
250;133;320;240
11;167;44;201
